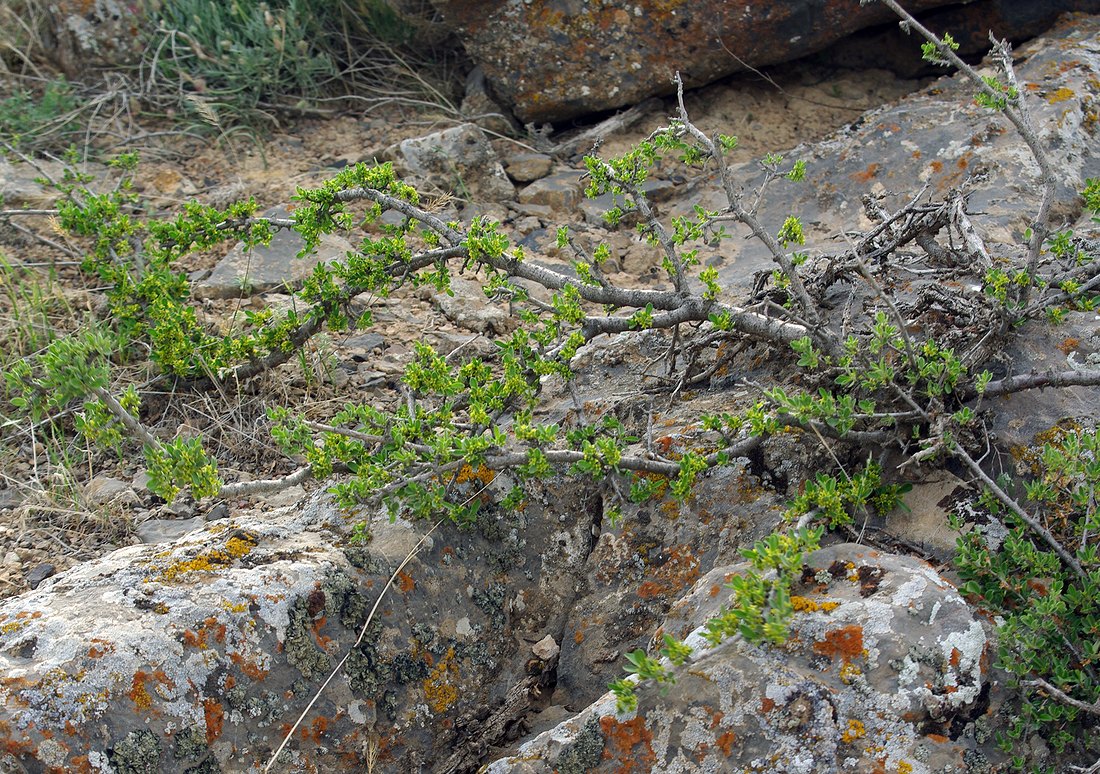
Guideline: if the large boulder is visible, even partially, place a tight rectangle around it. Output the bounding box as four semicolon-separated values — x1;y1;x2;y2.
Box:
486;543;1007;773
429;0;1100;123
0;481;602;772
33;0;153;77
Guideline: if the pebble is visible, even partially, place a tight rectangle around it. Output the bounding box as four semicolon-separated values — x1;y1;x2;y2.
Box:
26;563;56;589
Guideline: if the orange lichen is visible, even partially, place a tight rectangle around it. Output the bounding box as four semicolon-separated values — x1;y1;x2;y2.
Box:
87;640;112;659
715;730;736;756
396;571;416;594
203;699;224;744
128;672;154;710
423;647;460;714
311;616;332;650
813;625;865;660
230;651;269;680
841;719;866;743
761;697;776;713
599;715;656;773
851;163;881;183
635;544;701;600
574;630;585;645
1058;337;1080;354
300;715;330;743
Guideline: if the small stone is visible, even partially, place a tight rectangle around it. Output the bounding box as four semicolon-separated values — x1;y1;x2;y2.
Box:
135;516;205;544
84;476;140;507
517;171;585;211
165;492;196;518
131;469;151;494
531;634;560;661
0;489;21;511
205;503;230;521
504;153;554;183
26;564;56;589
343;332;386;361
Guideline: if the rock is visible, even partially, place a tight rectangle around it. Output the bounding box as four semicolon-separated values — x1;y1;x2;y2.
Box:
988;308;1100;458
37;0;151;77
383;123;515;202
261;484;306;509
432;275;510;335
428;0;955;123
0;481;603;771
204;503;230;522
503;153;554;183
685;13;1100;293
531;635;559;662
194;207;354;300
134;517;205;544
553;460;787;708
819;0;1100;77
431;0;1100;123
487;543;1005;772
130;469;151;494
0;157;107;208
461;65;520;137
517;171;585;210
83;476;139;507
24;564;56;590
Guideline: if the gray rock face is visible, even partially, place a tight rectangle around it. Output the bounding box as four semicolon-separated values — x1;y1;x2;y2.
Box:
488;543;1004;773
0;481;601;772
685;13;1100;293
194;207;354;299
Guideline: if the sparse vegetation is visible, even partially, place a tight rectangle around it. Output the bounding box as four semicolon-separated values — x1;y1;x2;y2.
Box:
1;0;1100;771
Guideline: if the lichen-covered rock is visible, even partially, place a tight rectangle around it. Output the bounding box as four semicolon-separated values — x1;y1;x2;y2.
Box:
0;479;601;772
382;123;515;202
487;543;1005;773
41;0;154;77
679;12;1100;293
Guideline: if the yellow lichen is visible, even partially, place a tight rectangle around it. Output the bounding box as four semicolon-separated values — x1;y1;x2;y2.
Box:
839;661;863;684
791;595;819;613
0;619;29;635
455;464;496;487
422;647;460;714
791;595;842;614
150;532;258;583
897;763;913;774
221;600;249;614
841;719;866;744
1048;87;1076;104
